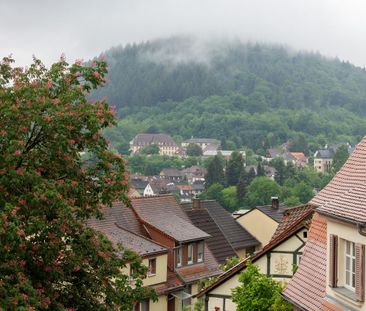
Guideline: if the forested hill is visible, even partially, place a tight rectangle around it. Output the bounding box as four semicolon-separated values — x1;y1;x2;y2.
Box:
93;37;366;154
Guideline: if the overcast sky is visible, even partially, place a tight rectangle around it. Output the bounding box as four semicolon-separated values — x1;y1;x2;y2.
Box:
1;0;366;67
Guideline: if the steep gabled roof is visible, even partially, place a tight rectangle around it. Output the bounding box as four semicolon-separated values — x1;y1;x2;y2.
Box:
200;200;259;249
282;212;327;311
312;136;366;222
283;136;366;310
87;203;167;257
183;205;237;264
131;195;210;242
197;207;313;298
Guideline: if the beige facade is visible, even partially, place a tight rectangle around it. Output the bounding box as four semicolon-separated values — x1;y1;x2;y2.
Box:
236;209;279;247
203;228;307;311
326;218;366;310
314;157;333;174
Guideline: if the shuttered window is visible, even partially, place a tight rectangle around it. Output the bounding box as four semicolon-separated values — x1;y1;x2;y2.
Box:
355;243;365;302
329;234;338;288
345;240;356;290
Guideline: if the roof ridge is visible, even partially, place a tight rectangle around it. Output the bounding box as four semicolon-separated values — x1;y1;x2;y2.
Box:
114;222;168;251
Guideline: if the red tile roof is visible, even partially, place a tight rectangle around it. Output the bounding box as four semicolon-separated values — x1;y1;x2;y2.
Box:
311;136;366;222
282;212;327;311
271;204;315;241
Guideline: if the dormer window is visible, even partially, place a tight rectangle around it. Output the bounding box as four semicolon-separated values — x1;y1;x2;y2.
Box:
188;243;194;265
197;241;204;263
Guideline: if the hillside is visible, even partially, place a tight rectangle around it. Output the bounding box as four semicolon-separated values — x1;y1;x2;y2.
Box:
93;37;366;154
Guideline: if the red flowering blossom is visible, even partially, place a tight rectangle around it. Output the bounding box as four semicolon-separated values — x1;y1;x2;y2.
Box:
0;56;150;310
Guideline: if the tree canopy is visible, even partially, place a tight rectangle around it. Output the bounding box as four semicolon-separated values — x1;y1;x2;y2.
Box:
0;56;151;309
232;261;292;311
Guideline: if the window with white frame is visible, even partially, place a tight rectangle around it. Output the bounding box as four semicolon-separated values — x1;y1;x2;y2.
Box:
345;240;356;290
197;241;203;263
176;247;182;268
187;243;194;264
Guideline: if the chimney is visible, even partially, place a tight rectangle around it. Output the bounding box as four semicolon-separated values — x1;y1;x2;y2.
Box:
271;197;279;209
192;198;201;210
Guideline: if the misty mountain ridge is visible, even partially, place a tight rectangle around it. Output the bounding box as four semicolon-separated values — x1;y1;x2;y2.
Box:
94;37;366;153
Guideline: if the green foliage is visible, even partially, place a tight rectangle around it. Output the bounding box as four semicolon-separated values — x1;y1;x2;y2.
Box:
95;39;366;155
332;145;350;173
200;183;225;202
140;143;160;155
236;169;247;204
245;177;282;207
221;186;238;212
186;143;203;156
226;151;244;186
205;155;225;187
126;154;200;175
193;299;204;311
232;262;292;311
221;257;240;271
0;56;153;309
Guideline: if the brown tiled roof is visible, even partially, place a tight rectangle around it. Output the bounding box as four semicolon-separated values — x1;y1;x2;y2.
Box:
197;207;311;298
183;206;237;264
282;212;327;311
131;134;177;146
198;200;259;249
271;204;315;241
87;204;167;257
160;168;184;177
153;269;185;295
311;136;366;222
131;195;211;242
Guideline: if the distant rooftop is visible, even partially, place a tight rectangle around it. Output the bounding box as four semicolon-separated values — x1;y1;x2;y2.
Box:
131;133;177;146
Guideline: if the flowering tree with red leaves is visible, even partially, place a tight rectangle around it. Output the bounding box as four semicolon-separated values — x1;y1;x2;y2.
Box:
0;56;152;310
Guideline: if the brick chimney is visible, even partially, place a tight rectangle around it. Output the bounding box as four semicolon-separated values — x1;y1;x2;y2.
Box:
192;198;201;209
271;197;279;209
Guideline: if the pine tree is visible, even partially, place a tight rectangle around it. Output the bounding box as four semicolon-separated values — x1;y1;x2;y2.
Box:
226;151;244;186
257;162;265;176
205;155;225;187
236;168;247;204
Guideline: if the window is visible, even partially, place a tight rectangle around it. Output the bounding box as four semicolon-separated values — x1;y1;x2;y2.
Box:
147;258;156;276
176;247;182;268
345;240;356;290
197;241;203;263
188;243;194;265
303;231;308;239
296;254;302;265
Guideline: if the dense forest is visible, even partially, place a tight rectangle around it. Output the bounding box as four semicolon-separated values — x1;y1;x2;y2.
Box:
92;37;366;154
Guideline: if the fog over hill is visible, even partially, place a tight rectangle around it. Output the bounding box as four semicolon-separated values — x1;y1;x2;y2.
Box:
93;37;366;154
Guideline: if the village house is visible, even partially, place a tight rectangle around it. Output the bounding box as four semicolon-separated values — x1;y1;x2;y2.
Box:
196;203;315;311
88;196;223;311
160;168;185;182
283;136;366;311
314;142;355;174
181;166;207;184
130;133;180;156
181;199;260;259
181;138;221;152
236;198;289;247
314;149;334;174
